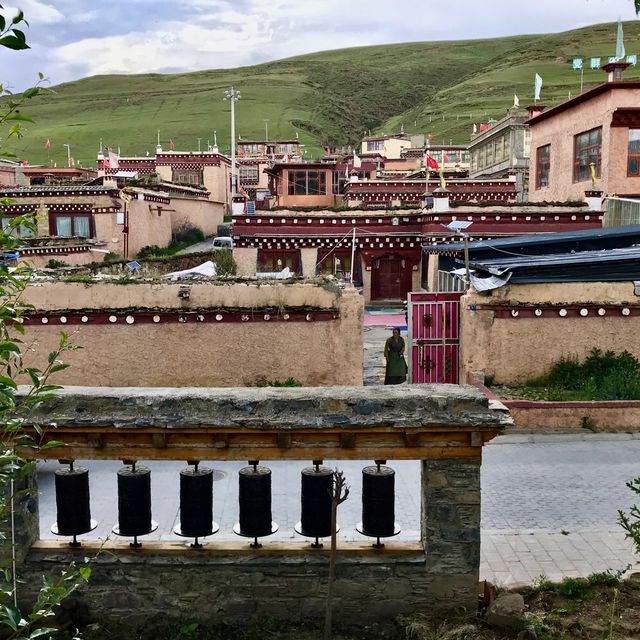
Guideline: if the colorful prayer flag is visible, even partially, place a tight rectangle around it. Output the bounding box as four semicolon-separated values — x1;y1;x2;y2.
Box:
353;154;362;169
170;139;175;150
479;123;489;132
44;138;51;149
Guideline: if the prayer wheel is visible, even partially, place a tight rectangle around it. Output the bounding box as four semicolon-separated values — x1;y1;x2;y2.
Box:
113;463;157;547
233;462;278;547
357;462;400;548
174;464;219;547
51;464;96;546
295;464;334;547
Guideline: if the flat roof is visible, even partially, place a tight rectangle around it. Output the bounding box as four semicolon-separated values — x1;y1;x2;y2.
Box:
526;81;640;125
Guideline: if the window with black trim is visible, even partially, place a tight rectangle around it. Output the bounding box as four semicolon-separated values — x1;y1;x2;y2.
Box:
172;169;203;186
536;144;551;189
573;127;602;183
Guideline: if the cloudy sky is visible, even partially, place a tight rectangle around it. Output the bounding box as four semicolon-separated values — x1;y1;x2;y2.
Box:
0;0;637;90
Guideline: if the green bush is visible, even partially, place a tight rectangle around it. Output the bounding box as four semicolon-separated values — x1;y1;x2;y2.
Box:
523;348;640;401
557;577;591;600
250;377;303;387
46;258;68;269
172;224;205;246
213;248;236;276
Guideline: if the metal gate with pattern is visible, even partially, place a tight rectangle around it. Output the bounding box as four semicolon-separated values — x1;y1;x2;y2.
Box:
408;292;462;384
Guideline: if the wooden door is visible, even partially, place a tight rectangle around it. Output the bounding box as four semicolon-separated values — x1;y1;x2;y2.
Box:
372;254;412;301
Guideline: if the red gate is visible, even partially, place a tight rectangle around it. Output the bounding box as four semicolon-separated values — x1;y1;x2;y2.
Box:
408;292;462;384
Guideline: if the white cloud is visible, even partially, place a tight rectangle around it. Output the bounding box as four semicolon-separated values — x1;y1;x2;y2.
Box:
3;0;638;87
5;0;64;24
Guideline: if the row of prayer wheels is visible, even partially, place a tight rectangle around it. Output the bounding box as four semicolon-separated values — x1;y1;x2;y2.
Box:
53;460;400;548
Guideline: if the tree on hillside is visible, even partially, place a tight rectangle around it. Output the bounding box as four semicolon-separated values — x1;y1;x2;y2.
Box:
0;5;91;638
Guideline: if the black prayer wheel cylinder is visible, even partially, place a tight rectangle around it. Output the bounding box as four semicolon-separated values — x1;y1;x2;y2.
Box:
179;467;214;537
299;466;333;538
238;465;273;537
54;467;92;536
117;466;153;536
361;465;395;537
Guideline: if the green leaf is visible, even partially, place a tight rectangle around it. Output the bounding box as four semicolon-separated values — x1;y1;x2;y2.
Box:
4;112;34;123
0;16;5;33
79;566;91;581
1;604;22;631
0;375;17;389
49;363;69;373
29;627;58;638
0;341;20;354
0;33;29;50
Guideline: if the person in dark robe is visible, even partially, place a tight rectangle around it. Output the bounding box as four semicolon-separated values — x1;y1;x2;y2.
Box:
384;328;407;385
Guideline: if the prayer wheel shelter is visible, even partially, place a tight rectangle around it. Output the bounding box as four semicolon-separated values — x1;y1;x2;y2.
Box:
16;384;510;629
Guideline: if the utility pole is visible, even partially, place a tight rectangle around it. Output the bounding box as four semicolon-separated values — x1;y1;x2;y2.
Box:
263;119;269;141
224;87;241;195
63;143;71;167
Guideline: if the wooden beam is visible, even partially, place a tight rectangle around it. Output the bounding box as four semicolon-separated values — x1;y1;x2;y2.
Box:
22;427;501;461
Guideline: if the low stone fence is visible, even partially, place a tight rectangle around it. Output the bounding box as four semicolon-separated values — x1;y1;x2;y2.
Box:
471;382;640;432
502;399;640;431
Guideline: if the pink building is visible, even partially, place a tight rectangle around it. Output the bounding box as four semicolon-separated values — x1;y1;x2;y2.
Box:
528;62;640;202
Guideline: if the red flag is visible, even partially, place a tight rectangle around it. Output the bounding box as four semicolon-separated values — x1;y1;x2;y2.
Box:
425;155;439;170
44;139;51;149
102;157;109;168
479;123;489;132
427;134;433;141
170;139;175;150
443;153;449;163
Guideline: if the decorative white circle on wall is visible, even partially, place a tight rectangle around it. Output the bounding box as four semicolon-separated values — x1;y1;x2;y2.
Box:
41;317;48;324
559;309;568;317
125;315;135;324
511;310;519;317
283;314;290;320
241;314;249;322
534;309;543;317
153;315;160;323
622;307;631;316
109;315;117;323
197;315;205;322
264;314;271;321
579;308;588;317
598;308;606;316
81;316;89;323
216;314;223;321
306;314;312;321
60;316;67;324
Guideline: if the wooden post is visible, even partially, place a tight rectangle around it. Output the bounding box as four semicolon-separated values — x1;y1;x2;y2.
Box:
324;469;349;640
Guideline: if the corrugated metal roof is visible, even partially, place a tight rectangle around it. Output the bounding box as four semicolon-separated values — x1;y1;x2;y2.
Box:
466;246;640;283
428;224;640;255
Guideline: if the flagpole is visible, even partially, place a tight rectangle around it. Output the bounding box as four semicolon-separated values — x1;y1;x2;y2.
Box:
349;227;356;284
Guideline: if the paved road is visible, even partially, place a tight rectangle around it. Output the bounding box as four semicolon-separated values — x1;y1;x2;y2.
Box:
36;437;640;585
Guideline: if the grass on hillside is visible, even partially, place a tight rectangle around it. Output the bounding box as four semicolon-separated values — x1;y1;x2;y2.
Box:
2;21;639;166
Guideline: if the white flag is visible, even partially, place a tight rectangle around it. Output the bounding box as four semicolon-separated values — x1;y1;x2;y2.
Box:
534;73;543;102
513;94;520;108
108;150;120;169
473;123;477;134
616;19;625;61
353;153;362;168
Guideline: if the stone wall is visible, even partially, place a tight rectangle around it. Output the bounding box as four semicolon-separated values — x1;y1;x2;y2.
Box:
460;281;640;384
20;280;363;387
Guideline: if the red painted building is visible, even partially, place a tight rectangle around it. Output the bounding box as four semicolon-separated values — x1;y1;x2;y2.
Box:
233;199;603;302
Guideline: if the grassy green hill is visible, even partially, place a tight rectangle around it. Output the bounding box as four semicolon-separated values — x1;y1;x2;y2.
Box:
3;21;640;166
